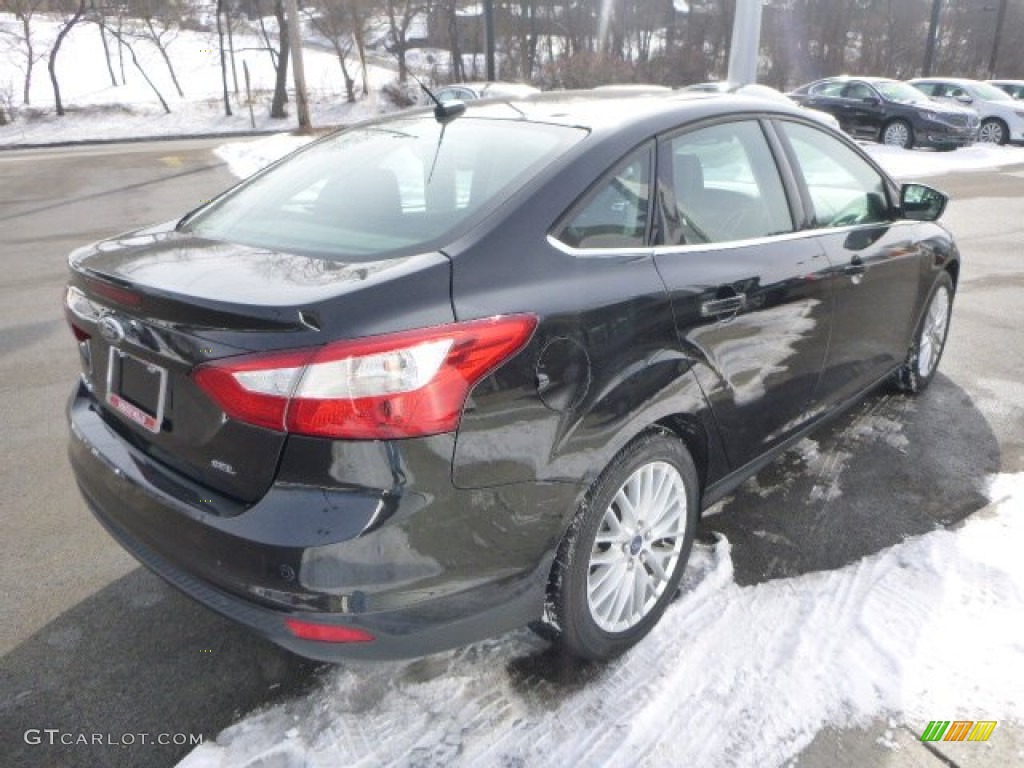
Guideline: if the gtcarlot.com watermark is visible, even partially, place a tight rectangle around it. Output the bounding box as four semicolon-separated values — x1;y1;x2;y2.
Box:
24;729;203;747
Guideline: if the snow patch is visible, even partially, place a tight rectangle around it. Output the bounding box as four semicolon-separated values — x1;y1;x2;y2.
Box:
214;133;314;179
179;473;1024;768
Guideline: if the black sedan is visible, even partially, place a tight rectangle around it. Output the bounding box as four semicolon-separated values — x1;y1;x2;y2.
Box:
788;76;979;149
65;92;958;662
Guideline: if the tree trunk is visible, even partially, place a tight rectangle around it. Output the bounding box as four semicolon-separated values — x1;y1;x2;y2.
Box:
331;43;356;103
117;10;126;84
351;14;369;96
226;10;240;95
271;0;289;117
216;0;233;116
94;3;118;87
285;0;312;131
145;19;185;97
21;14;33;105
49;1;86;117
448;0;465;82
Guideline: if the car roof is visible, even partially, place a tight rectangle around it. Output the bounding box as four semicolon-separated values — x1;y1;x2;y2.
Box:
422;90;809;137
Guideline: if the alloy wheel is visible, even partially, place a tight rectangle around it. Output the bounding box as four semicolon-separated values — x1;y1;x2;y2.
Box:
586;461;688;633
917;284;951;378
883;122;911;148
979;120;1005;144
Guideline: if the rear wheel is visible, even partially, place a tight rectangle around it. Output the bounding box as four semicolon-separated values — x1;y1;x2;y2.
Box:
882;119;914;149
894;272;954;394
540;432;698;660
979;118;1008;145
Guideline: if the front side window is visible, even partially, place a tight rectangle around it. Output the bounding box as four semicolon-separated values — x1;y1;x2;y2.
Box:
183;117;585;260
660;121;793;245
780;121;892;228
844;82;875;101
557;146;652;249
810;81;846;98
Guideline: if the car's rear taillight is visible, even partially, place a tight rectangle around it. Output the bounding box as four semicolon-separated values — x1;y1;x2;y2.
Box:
64;286;92;341
192;315;537;439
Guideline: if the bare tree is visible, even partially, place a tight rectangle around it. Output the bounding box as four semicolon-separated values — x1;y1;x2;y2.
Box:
385;0;430;82
129;0;188;97
306;4;357;102
285;0;311;130
216;0;233;115
97;17;172;112
271;0;290;117
0;0;46;104
48;0;87;116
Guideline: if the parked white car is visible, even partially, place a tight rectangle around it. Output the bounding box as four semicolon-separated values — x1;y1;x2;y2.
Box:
909;77;1024;145
989;79;1024;101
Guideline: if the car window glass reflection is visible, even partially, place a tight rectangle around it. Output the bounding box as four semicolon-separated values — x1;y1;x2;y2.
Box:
782;122;891;228
663;121;793;245
559;148;651;249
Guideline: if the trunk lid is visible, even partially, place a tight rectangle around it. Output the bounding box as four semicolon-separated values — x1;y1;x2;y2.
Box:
67;221;454;504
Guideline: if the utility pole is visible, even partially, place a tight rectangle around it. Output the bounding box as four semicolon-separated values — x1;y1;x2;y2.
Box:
285;0;312;132
988;0;1009;78
484;0;495;82
726;0;763;85
922;0;942;77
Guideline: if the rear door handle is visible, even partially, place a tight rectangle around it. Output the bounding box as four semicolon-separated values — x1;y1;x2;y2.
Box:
701;294;747;318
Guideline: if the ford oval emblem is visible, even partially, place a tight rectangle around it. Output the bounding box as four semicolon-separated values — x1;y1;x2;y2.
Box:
98;316;125;344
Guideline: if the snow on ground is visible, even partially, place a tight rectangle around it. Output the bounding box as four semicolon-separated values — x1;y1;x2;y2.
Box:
0;14;395;146
178;471;1024;768
863;142;1024;179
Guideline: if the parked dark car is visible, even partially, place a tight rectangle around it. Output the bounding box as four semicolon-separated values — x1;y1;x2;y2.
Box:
788;76;979;149
66;92;959;662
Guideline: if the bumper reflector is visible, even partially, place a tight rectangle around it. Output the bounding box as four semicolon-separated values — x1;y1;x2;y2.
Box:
284;618;375;644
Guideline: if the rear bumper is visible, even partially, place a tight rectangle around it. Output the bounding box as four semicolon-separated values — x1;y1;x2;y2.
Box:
68;382;575;661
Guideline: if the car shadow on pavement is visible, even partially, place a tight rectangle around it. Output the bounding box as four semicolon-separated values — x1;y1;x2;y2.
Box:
1;568;327;768
700;373;1000;586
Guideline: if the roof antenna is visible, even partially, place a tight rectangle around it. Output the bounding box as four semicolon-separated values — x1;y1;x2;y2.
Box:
408;69;466;122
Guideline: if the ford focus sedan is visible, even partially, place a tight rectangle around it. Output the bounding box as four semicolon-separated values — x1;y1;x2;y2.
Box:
66;93;958;662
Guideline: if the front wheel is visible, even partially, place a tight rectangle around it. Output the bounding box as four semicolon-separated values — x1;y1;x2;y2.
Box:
540;432;699;660
894;272;954;394
882;119;914;149
979;118;1008;145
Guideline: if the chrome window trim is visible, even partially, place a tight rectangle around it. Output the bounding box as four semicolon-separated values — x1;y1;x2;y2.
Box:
549;220;920;258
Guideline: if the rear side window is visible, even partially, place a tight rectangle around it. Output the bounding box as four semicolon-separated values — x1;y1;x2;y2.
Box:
780;121;891;228
556;146;653;249
660;120;793;245
183;117;584;260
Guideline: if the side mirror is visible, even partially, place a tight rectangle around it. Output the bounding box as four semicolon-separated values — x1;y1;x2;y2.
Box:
901;183;948;222
862;96;881;106
955;93;974;105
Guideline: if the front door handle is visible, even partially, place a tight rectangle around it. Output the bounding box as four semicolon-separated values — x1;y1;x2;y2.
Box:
701;293;747;318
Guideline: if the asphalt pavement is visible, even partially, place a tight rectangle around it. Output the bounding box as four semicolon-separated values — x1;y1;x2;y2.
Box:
0;140;1021;767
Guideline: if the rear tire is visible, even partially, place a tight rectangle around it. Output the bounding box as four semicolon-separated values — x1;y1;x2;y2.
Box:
882;119;914;149
894;272;954;394
539;431;699;660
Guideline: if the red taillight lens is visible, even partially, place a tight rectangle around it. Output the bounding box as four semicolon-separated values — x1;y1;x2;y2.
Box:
284;618;374;643
192;315;537;439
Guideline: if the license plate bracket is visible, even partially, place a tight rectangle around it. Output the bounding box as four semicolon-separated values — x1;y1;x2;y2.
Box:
106;348;167;434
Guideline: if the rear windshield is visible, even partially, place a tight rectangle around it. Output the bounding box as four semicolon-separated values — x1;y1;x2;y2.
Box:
183;116;585;259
